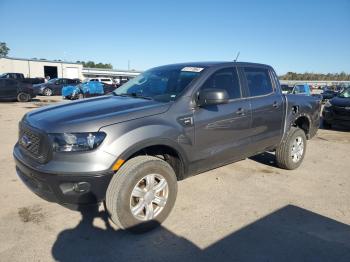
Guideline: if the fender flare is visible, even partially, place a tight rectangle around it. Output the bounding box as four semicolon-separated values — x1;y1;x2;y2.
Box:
113;138;189;176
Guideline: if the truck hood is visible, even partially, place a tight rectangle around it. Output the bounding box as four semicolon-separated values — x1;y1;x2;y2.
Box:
24;95;171;133
331;96;350;107
33;83;48;88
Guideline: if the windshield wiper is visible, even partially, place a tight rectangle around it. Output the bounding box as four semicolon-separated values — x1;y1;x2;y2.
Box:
113;92;153;100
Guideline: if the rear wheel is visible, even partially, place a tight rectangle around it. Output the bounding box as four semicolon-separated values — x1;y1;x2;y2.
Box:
106;156;177;233
276;127;307;170
43;88;52;96
17;92;31;102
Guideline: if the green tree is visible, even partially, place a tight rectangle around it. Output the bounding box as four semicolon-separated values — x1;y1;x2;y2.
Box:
77;60;113;69
0;42;10;57
279;72;350;81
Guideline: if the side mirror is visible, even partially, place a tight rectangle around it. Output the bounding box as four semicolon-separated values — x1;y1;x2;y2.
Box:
198;89;229;107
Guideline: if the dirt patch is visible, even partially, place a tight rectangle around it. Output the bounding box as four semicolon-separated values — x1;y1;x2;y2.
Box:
18;205;45;224
316;133;350;143
23;106;40;109
260;168;275;174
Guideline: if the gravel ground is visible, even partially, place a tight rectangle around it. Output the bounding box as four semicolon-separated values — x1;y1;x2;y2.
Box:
0;97;349;262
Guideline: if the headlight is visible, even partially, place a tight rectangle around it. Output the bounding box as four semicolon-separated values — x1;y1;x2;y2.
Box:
49;132;106;152
324;100;332;108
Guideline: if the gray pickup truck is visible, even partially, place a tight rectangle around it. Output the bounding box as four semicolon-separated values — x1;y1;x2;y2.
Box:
13;62;320;232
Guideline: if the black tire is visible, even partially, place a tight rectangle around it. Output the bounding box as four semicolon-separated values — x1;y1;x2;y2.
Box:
323;119;332;129
106;155;178;233
43;88;53;96
17;92;31;102
276;127;307;170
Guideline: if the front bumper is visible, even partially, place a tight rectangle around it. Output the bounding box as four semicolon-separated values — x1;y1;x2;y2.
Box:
14;149;114;209
322;107;350;127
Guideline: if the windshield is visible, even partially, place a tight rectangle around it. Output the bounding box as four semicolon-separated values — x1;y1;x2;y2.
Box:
48;78;58;83
338;88;350;98
114;66;204;102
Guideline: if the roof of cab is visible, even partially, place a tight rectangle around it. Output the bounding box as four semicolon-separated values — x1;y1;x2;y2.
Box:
157;61;272;69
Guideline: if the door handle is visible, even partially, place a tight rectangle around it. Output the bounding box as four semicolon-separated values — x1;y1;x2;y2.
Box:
236;108;245;115
272;101;279;108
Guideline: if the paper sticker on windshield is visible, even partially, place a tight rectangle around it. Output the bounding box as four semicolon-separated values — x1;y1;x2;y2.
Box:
181;67;204;73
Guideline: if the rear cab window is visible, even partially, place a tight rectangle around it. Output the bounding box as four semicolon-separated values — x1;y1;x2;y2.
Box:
243;67;273;97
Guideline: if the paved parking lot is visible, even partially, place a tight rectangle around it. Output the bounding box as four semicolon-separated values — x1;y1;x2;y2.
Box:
0;97;350;262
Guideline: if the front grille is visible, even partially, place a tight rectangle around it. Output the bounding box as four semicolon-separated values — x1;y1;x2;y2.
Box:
19;125;41;157
18;122;50;163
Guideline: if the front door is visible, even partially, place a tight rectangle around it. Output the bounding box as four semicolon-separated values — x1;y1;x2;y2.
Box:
192;67;252;173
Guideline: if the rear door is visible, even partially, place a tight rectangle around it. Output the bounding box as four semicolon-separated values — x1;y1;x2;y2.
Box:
0;79;18;99
192;66;252;172
56;79;68;95
240;66;284;152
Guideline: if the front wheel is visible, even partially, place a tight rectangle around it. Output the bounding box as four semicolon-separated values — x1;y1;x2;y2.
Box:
106;155;178;233
276;127;307;170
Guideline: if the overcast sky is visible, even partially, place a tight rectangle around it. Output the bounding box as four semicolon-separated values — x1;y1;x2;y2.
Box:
1;0;349;74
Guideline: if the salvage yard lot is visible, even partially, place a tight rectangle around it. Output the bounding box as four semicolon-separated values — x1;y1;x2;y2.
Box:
0;97;350;262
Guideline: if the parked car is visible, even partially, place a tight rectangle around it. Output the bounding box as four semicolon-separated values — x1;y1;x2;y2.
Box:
321;90;337;101
62;81;113;100
33;78;81;96
88;77;114;85
321;86;338;101
0;78;35;102
322;87;350;128
291;84;311;96
14;62;320;233
0;72;45;85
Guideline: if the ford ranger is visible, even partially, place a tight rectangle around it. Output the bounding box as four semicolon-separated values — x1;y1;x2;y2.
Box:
13;62;321;232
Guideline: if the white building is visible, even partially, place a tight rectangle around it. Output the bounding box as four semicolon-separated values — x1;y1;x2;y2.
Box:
0;57;83;79
0;56;141;81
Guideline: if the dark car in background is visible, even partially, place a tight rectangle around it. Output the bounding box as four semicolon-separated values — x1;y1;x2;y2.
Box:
33;78;81;96
0;78;35;102
321;89;337;101
322;87;350;128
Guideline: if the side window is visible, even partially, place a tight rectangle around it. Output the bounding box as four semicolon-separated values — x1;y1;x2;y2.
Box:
244;67;273;97
201;67;241;99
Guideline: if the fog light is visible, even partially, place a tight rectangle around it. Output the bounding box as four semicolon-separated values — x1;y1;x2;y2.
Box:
60;182;91;194
73;182;91;193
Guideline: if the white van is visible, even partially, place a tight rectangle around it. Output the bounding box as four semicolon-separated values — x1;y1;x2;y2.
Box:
88;78;114;85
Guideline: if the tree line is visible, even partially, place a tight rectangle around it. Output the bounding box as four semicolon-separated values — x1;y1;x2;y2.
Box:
76;61;113;69
280;72;350;81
